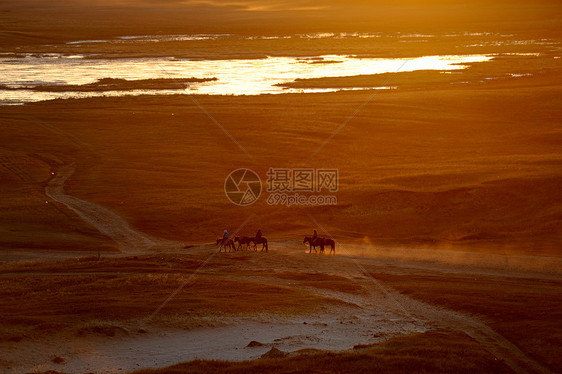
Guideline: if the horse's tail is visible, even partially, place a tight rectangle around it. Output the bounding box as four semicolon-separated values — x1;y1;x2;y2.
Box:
265;239;268;252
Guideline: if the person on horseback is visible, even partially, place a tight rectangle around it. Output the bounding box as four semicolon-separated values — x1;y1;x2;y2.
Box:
255;228;262;240
222;229;229;246
312;229;318;241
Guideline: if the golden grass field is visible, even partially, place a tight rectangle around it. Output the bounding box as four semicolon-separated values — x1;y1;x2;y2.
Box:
0;0;561;373
2;63;560;254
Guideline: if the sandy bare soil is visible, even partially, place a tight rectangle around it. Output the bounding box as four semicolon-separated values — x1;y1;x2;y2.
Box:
2;247;557;374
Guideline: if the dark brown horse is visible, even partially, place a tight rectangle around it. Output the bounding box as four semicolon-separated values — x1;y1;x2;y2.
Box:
303;236;324;253
216;237;236;252
251;236;268;252
234;236;253;250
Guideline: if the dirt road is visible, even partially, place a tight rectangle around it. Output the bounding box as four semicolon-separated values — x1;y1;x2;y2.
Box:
37;164;554;374
45;164;180;253
223;249;554;374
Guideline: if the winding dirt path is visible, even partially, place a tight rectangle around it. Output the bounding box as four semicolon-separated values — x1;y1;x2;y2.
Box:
216;250;554;374
309;253;554;374
389;290;552;374
42;166;553;373
336;262;553;374
45;164;180;253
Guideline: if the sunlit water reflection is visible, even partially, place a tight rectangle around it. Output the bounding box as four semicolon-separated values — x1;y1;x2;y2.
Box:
0;54;493;105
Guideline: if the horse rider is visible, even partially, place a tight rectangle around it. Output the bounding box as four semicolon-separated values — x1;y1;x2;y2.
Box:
312;229;318;241
222;229;229;247
255;228;262;240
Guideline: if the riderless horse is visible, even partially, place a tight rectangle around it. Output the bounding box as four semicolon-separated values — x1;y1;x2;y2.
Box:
234;236;253;250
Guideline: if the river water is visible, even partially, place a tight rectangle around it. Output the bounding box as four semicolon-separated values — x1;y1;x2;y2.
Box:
0;52;493;105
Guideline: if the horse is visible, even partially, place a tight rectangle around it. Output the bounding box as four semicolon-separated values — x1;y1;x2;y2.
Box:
216;237;236;252
320;238;336;254
303;236;324;253
234;236;253;250
251;236;268;252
